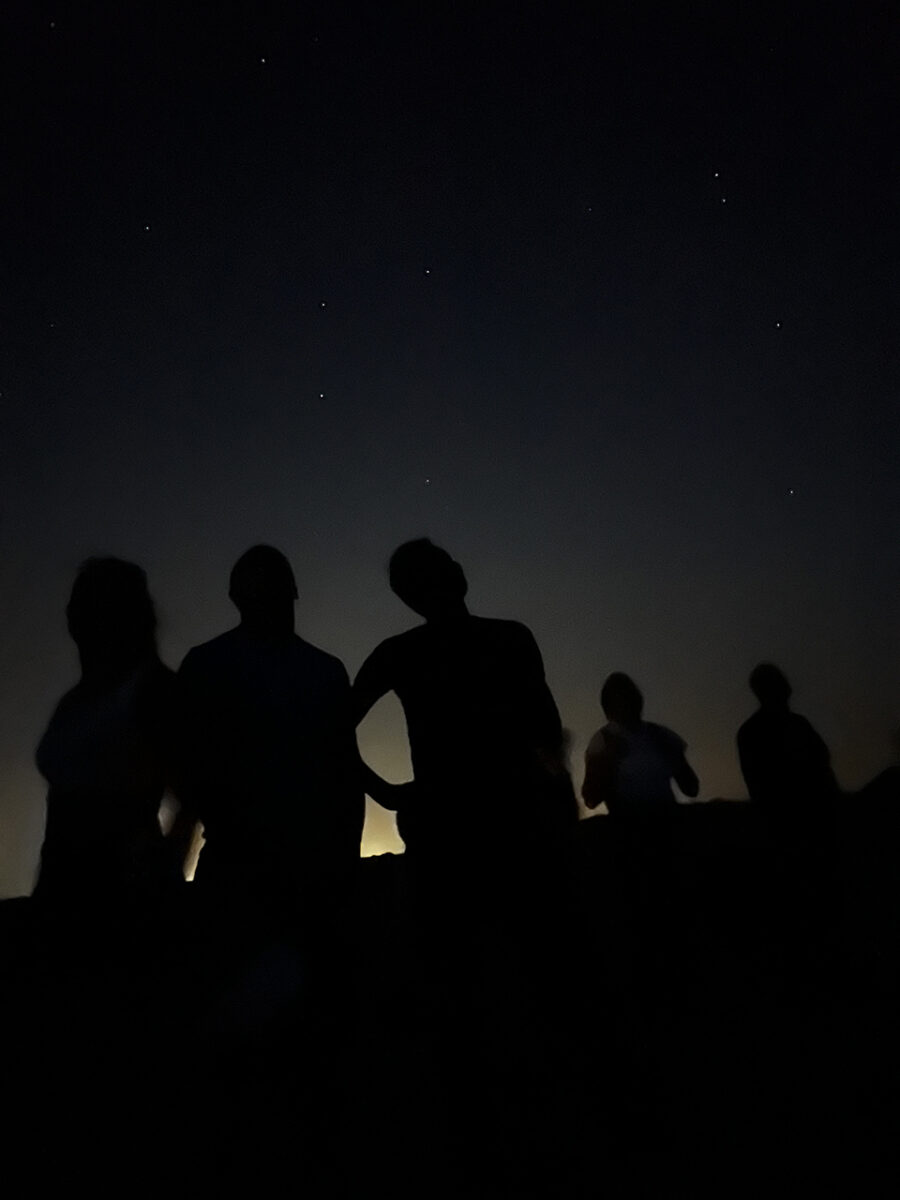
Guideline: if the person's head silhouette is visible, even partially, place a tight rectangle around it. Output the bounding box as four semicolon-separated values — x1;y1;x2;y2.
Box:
388;539;468;620
600;672;644;727
749;663;792;710
229;545;298;637
66;557;157;681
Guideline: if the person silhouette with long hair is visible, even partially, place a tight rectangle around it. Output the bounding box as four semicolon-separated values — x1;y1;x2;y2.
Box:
34;557;186;904
28;559;190;1163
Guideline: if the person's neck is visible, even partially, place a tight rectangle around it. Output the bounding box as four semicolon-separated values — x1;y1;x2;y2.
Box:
610;718;641;732
240;613;295;642
80;652;150;689
425;601;469;624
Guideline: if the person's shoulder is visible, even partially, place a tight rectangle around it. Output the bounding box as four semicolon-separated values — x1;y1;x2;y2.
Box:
645;722;686;752
45;681;84;720
141;657;177;697
737;711;762;740
371;626;425;659
133;660;177;727
789;711;816;732
292;635;349;681
473;616;539;650
585;727;609;759
475;615;532;636
789;712;826;744
180;627;241;666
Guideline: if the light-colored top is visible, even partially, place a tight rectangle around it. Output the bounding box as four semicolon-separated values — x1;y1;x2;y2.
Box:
583;720;687;815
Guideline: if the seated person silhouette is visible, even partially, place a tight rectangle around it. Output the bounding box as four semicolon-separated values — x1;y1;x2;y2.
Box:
352;539;576;868
581;672;699;816
176;545;363;915
737;663;839;839
34;558;187;904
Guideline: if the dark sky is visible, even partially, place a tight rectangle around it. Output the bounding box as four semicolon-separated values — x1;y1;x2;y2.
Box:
1;3;896;894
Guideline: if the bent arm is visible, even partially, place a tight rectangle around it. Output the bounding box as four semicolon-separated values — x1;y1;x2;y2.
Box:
737;730;765;802
516;626;568;767
351;642;394;726
352;641;410;809
582;734;617;810
673;754;700;798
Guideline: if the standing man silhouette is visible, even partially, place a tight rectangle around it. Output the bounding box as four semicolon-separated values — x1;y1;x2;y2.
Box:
352;538;575;868
352;540;577;1160
737;663;840;933
176;545;364;916
176;551;364;1150
737;663;838;827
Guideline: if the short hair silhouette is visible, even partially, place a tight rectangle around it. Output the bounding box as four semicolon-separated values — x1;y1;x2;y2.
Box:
229;545;298;614
600;672;644;725
66;557;157;660
388;539;468;618
749;663;792;708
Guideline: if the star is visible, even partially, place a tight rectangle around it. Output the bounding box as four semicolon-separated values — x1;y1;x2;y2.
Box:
319;301;327;309
144;224;151;231
424;268;431;275
720;197;727;203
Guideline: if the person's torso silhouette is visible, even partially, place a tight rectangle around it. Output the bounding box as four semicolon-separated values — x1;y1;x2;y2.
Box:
353;541;575;861
582;673;699;819
35;558;179;904
737;664;838;826
176;546;363;905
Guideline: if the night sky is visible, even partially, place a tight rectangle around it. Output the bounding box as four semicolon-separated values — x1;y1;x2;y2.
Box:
1;4;896;895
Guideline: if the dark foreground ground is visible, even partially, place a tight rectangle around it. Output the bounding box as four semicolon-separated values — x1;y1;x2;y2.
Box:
2;781;899;1197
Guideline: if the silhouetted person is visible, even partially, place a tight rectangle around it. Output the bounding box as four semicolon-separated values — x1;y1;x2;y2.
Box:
582;672;699;816
353;538;576;862
581;672;698;1000
737;664;840;935
176;545;364;914
737;664;838;829
857;725;900;808
352;539;577;1159
24;560;190;1175
174;547;364;1157
34;558;186;903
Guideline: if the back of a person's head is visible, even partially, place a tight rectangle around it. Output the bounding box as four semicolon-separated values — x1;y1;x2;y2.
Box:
600;672;644;725
229;545;298;616
66;557;157;666
749;662;792;708
388;538;468;618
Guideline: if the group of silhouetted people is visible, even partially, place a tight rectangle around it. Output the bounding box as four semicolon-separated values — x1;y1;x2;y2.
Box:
15;536;894;1196
32;537;844;920
582;661;840;847
33;540;577;915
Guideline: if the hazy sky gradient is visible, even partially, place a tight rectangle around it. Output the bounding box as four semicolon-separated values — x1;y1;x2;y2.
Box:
1;4;896;894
